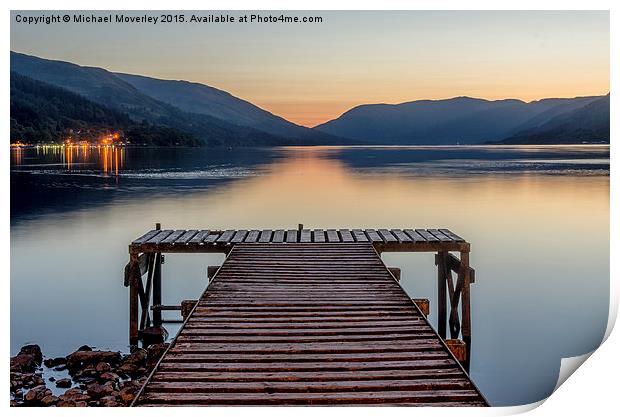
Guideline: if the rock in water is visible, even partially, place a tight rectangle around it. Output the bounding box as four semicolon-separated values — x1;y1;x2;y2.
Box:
141;326;168;346
19;345;43;364
66;350;121;372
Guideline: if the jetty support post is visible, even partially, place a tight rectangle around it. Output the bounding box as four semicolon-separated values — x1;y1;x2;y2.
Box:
128;253;140;350
436;251;448;339
459;250;472;373
152;253;163;326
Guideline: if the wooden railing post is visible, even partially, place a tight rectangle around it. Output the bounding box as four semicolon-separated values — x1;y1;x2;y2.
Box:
436;251;447;339
152;253;162;326
129;253;140;350
459;250;472;372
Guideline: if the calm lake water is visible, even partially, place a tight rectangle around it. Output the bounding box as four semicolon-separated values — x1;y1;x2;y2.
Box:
10;145;609;406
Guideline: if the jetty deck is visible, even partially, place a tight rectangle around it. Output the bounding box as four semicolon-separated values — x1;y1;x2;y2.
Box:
126;228;486;406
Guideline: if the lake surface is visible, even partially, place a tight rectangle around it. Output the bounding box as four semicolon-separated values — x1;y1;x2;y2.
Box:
10;145;609;406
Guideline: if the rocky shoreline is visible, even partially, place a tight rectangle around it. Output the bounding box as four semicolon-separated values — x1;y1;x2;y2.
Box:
10;343;168;407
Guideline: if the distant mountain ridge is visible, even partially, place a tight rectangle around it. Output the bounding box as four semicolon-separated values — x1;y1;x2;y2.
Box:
10;51;342;146
497;94;610;144
10;51;609;146
115;73;330;141
314;95;609;145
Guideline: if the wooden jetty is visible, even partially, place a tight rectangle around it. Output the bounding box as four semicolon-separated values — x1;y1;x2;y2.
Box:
125;226;486;406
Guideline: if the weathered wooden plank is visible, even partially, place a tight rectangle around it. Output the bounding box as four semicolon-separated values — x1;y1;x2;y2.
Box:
428;229;452;242
146;230;174;244
244;230;260;243
188;230;210;244
258;230;273;243
286;230;298;243
216;230;236;244
161;230;186;244
351;229;369;242
272;230;285;243
326;229;340;242
439;229;464;242
203;233;220;244
339;229;354;242
364;229;383;243
132;229;160;245
378;229;398;243
231;230;248;243
391;229;412;243
175;230;199;245
299;229;312;243
313;229;326;243
404;229;426;242
415;229;439;242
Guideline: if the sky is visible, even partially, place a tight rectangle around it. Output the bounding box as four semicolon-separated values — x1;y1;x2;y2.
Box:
10;10;610;127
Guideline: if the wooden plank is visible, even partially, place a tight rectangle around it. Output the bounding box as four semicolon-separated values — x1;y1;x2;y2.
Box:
188;230;210;244
244;230;260;243
231;230;248;243
339;229;354;242
404;229;426;242
415;229;439;242
326;229;340;242
174;230;198;245
132;229;160;245
258;230;273;243
377;229;398;243
204;233;220;244
299;229;312;243
216;230;236;244
364;229;382;243
439;229;464;242
352;229;369;242
161;230;186;244
146;230;173;244
391;229;412;243
272;230;285;243
313;229;326;243
286;230;298;243
428;229;452;242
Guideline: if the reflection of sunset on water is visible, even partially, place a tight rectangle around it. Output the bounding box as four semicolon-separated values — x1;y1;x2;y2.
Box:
11;144;126;174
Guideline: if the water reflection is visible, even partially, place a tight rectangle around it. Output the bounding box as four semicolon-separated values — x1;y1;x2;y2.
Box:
10;145;609;406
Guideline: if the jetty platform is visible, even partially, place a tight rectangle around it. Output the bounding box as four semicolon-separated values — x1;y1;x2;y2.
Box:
125;227;486;406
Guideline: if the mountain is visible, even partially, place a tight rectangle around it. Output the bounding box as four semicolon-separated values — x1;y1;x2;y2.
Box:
314;95;605;145
10;51;339;146
114;73;335;141
497;94;610;144
10;72;201;146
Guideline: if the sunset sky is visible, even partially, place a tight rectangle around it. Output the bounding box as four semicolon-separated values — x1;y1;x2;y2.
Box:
10;10;609;127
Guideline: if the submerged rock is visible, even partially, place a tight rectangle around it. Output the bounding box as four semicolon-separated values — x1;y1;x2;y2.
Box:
55;378;72;388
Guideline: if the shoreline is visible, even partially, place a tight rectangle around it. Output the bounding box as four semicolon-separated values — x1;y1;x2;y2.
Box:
10;343;168;407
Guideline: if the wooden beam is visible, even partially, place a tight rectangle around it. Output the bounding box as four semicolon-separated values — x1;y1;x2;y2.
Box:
387;267;401;282
413;298;430;317
436;252;447;339
152;253;163;327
